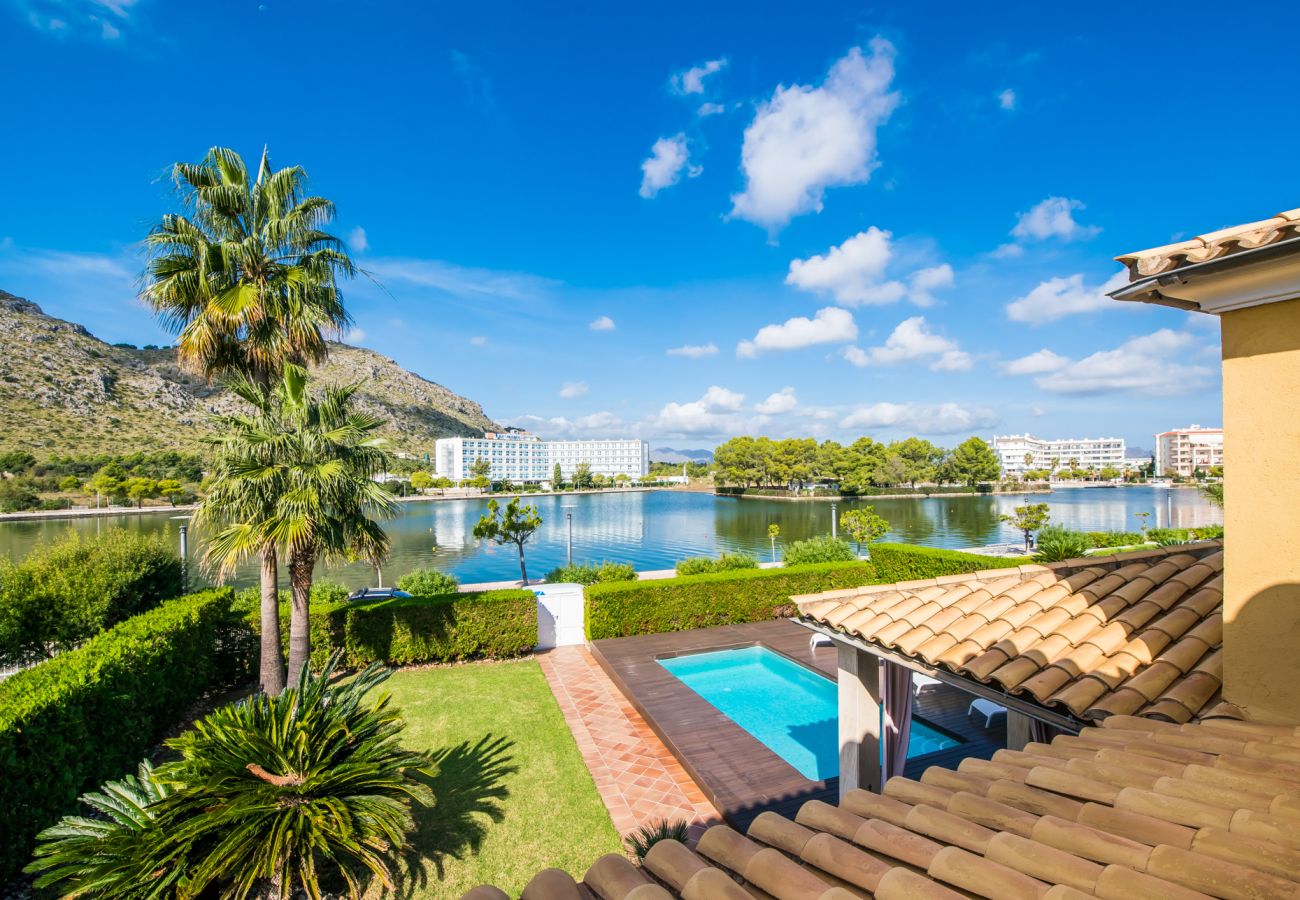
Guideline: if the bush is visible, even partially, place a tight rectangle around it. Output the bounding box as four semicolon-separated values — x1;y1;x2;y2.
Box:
783;536;857;566
544;561;638;585
0;529;183;666
869;542;1033;582
674;552;759;576
0;478;39;512
1083;530;1143;548
1148;524;1224;546
239;589;537;670
0;589;248;880
396;567;461;596
1033;527;1091;563
586;561;878;639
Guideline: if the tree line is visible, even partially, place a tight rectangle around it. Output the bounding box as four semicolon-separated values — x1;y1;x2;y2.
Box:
712;435;1002;490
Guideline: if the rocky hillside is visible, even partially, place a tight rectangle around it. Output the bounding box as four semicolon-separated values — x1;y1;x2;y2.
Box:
0;290;498;456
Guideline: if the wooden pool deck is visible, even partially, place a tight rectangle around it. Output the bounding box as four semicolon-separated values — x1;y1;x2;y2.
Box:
591;620;1007;831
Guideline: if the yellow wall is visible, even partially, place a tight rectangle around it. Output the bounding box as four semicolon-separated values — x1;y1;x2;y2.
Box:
1221;297;1300;722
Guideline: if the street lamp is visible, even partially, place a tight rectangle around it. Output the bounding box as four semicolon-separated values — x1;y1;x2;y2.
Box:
561;504;577;566
170;515;193;591
830;502;838;539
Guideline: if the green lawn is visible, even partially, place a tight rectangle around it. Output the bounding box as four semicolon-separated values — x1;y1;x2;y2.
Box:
373;659;621;898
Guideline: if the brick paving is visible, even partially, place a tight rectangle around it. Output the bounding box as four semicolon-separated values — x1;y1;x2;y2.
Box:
536;645;720;842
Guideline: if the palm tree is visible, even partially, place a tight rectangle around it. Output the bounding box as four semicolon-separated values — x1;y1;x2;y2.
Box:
141;146;356;389
207;366;395;684
143;145;357;695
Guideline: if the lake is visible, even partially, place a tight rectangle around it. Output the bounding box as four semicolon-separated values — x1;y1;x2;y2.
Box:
0;486;1222;589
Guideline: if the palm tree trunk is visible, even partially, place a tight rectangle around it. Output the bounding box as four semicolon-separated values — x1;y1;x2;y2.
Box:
286;546;315;686
259;544;286;696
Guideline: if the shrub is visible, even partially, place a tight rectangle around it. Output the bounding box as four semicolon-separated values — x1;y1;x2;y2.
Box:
783;535;857;566
869;542;1033;582
1148;524;1223;546
0;589;248;880
544;561;638;585
396;567;460;596
1083;530;1143;548
626;819;690;861
1033;527;1092;563
0;528;183;666
239;589;537;670
674;552;759;576
586;561;878;639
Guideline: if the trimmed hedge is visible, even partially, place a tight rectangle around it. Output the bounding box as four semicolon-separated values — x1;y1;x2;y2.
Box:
239;589;538;670
868;543;1032;582
0;588;247;880
586;561;878;639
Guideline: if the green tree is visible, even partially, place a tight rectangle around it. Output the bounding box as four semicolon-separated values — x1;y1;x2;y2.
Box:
949;437;1001;487
157;478;186;506
1135;510;1151;540
202;366;394;687
0;450;36;474
470;457;492;483
409;470;434;490
140;146;354;389
573;461;593;490
890;437;945;487
552;461;564;489
839;507;890;554
57;474;82;493
1001;502;1051;551
123;476;158;509
768;523;780;562
89;464;127;505
1201;483;1224;507
473;497;543;584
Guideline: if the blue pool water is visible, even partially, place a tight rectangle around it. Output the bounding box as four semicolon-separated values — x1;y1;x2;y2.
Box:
658;646;960;780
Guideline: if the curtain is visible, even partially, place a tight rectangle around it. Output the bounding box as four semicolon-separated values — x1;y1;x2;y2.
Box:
1028;718;1060;745
881;661;914;782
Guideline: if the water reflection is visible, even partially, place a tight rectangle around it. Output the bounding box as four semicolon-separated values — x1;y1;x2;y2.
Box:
0;486;1222;588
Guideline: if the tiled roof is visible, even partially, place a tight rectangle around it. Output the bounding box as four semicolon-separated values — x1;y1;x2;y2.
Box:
465;715;1300;899
796;543;1225;724
1115;208;1300;279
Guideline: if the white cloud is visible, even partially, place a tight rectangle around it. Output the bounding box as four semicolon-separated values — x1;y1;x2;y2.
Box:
990;242;1025;259
697;102;725;117
730;40;900;230
469;335;488;346
1006;270;1128;324
344;327;366;344
841;316;967;370
652;386;752;436
18;0;139;39
369;257;557;302
1027;330;1214;395
840;402;999;435
672;58;727;94
785;228;954;308
349;226;368;253
666;343;719;358
639;134;700;198
1001;349;1069;375
998;89;1016;111
589;315;616;331
756;387;798;415
1010;197;1101;243
559;381;588;399
737;306;857;358
506;412;627;439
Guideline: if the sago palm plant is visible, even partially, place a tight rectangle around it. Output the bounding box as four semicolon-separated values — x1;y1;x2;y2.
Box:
28;659;435;900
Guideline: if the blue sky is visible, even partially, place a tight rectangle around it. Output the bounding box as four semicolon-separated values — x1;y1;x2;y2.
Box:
2;1;1298;451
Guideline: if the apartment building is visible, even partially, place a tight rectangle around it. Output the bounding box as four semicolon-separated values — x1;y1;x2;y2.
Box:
434;431;649;482
992;433;1127;477
1154;426;1224;478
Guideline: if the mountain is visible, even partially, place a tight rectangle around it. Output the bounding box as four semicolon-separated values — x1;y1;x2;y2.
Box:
652;447;714;463
0;290;498;457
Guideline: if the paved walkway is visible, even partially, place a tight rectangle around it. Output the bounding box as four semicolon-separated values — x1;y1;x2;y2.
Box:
536;646;720;842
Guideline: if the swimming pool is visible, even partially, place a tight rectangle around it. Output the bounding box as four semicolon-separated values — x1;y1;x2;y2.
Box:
658;645;960;780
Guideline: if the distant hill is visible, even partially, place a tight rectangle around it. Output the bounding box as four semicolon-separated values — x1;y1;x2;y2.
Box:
652;447;714;464
0;290;498;457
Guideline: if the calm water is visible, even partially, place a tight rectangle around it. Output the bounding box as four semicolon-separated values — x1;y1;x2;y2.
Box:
659;645;958;779
0;486;1221;588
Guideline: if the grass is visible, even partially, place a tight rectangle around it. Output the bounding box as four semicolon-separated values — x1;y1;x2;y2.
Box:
371;659;621;898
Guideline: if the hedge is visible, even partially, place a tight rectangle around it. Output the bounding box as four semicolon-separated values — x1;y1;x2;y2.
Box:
239;589;538;670
0;588;247;880
585;561;878;639
868;543;1033;582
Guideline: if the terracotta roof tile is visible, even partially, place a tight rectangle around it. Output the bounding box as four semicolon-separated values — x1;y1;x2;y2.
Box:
1116;208;1300;279
469;718;1300;899
797;543;1226;724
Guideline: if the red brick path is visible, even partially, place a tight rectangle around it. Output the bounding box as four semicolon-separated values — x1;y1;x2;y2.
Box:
537;646;720;841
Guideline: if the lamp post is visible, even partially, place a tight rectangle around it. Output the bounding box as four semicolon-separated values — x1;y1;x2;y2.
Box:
831;502;838;539
170;515;192;591
561;504;577;566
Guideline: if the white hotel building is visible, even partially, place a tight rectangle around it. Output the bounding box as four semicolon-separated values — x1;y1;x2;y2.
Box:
1154;426;1224;478
434;431;650;483
992;433;1127;477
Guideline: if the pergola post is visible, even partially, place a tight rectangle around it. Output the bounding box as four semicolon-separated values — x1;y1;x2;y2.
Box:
1006;710;1032;751
837;643;881;798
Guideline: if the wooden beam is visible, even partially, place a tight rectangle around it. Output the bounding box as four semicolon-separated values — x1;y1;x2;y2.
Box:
837;643;881;799
1007;710;1032;751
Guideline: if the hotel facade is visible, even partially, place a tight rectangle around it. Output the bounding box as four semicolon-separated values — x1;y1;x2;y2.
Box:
434;431;650;483
1154;426;1224;478
992;433;1127;477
